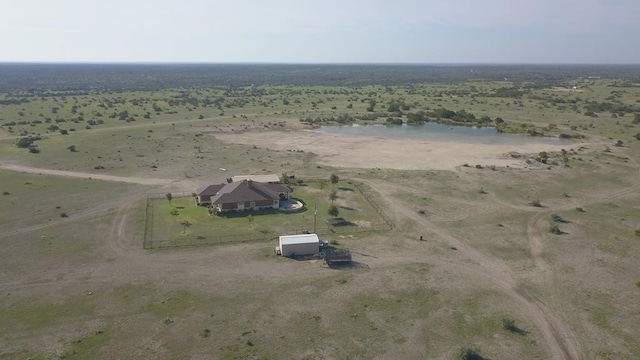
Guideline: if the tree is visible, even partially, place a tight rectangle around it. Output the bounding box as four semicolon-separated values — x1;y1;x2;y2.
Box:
180;220;192;234
330;174;339;186
247;214;254;228
166;193;173;206
458;347;486;360
280;172;290;185
328;205;339;218
329;190;338;204
170;207;179;219
67;145;77;152
318;179;327;193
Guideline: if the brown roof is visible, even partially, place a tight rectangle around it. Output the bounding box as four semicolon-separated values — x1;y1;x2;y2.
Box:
197;184;226;197
210;180;290;205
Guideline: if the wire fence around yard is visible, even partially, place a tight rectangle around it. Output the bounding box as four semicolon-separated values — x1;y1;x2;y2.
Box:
143;181;392;250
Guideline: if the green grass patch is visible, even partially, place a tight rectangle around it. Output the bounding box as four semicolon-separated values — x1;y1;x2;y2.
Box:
147;180;388;248
60;330;110;360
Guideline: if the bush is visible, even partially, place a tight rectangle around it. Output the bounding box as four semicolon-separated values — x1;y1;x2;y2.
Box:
502;318;516;331
576;207;585;212
60;212;69;218
549;224;562;235
530;200;542;207
16;136;41;148
550;214;567;223
458;347;486;360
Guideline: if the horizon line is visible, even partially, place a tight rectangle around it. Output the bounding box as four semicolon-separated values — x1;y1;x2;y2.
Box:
1;61;640;67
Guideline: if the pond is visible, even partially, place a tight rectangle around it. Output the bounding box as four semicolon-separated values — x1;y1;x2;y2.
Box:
315;123;571;146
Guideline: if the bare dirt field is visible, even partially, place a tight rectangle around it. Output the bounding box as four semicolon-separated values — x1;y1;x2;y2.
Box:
214;130;577;170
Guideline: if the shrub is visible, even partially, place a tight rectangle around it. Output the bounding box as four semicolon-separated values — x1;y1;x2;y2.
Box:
60;212;69;218
549;224;562;235
635;229;640;237
2;191;9;195
458;347;486;360
502;318;516;331
479;187;487;194
530;200;542;207
576;207;585;212
550;214;566;223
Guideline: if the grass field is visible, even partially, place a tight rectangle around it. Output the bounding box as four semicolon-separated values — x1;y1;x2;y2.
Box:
1;74;640;359
145;180;389;249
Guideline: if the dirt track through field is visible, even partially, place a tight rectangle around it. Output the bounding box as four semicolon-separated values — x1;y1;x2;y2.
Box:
361;179;580;360
0;163;172;186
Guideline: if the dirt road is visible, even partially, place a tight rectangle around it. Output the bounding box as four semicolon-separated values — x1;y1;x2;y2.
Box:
0;162;172;186
361;179;580;360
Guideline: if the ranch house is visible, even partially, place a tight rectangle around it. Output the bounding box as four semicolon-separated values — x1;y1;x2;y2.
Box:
196;179;291;212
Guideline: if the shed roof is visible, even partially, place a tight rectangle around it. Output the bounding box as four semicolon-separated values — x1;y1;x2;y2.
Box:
232;174;280;183
279;233;319;246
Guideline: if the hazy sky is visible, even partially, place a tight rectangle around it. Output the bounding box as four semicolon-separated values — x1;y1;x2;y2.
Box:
2;0;639;64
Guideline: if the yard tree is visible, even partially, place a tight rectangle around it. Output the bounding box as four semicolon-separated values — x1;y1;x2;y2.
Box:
329;190;338;204
180;220;192;234
318;179;327;193
328;205;339;218
166;193;173;206
280;172;290;184
170;207;179;219
330;173;339;186
247;214;254;228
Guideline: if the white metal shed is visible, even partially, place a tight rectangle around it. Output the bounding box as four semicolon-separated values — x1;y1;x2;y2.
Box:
278;234;319;257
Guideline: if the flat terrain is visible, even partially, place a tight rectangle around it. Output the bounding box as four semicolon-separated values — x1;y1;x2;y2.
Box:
215;130;577;170
1;68;640;359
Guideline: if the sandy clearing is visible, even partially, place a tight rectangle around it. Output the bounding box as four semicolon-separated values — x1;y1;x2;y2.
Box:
0;163;172;186
214;130;575;170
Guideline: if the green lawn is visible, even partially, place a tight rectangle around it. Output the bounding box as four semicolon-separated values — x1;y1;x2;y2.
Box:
146;180;388;248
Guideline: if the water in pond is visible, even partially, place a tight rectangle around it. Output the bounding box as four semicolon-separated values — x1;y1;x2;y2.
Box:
316;123;571;146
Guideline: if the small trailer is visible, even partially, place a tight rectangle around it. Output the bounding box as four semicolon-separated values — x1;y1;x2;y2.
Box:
321;248;352;266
